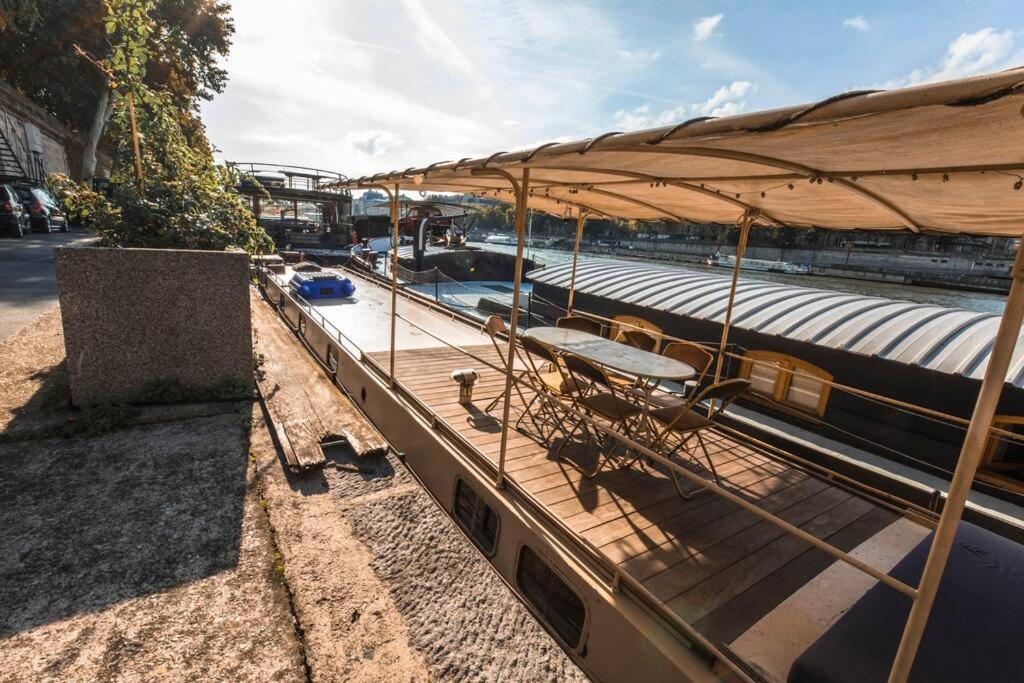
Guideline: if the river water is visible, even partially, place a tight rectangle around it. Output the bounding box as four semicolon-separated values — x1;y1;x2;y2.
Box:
469;242;1008;315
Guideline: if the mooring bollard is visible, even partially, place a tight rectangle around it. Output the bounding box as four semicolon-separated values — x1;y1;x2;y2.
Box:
450;368;479;405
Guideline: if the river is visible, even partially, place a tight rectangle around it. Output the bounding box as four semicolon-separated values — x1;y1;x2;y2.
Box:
469;242;1008;315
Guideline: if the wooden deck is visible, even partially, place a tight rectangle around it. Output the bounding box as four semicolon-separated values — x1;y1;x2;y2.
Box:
370;343;899;646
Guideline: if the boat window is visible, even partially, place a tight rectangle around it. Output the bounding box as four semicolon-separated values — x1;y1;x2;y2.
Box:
739;350;832;418
516;546;586;649
453;479;499;554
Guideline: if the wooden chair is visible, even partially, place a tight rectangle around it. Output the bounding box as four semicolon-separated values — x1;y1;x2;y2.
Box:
557;353;644;478
661;341;714;397
610;315;663;351
517;336;582;444
483;315;531;413
556;315;603;337
648;378;750;498
618;328;659;353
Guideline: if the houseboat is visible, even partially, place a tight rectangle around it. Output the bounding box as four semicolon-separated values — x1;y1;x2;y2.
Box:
706;252;810;275
266;68;1024;683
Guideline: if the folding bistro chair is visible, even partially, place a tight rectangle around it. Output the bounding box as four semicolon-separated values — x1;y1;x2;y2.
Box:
647;378;750;499
557;353;644;478
661;341;714;398
483;315;532;413
556;315;604;337
516;336;583;444
610;315;663;352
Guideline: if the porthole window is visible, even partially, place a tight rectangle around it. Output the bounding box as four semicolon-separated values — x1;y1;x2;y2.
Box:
516;546;586;649
453;479;499;554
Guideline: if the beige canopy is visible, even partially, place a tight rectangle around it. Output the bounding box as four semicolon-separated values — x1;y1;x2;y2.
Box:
335;68;1024;236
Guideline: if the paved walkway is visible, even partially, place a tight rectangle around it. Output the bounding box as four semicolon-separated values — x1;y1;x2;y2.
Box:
0;231;93;340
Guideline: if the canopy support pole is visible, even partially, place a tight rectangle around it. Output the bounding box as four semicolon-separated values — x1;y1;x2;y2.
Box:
888;234;1024;682
389;184;400;386
472;168;530;488
567;212;587;315
358;182;401;385
712;210;752;385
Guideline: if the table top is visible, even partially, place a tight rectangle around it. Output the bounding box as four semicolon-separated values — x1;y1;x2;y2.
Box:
523;327;696;381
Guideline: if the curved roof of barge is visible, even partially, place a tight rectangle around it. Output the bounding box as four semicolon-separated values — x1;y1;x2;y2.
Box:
329;67;1024;236
527;260;1024;388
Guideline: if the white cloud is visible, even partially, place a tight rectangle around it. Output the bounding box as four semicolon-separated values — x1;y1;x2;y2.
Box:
611;81;755;131
693;14;723;42
400;0;475;74
618;48;661;63
691;81;754;116
881;27;1015;88
843;16;869;31
612;104;687;131
344;130;403;157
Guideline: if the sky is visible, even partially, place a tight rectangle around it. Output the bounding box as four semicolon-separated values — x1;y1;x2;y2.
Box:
201;1;1024;179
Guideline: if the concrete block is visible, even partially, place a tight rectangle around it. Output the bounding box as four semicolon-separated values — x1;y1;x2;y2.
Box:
55;245;253;405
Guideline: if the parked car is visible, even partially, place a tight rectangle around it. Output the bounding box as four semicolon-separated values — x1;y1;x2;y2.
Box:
0;183;30;237
15;185;67;233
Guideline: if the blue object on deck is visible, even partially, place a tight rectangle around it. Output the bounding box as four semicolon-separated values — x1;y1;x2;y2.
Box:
788;521;1024;683
289;271;356;299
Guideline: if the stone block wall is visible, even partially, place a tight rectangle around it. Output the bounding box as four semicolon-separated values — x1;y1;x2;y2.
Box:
55;245;252;405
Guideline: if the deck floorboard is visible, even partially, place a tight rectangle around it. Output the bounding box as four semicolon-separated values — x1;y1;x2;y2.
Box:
370;344;897;646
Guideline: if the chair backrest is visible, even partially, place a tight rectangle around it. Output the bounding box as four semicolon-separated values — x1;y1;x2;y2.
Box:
696;378;751;421
556;315;603;336
485;314;507;339
610;315;663;345
662;341;714;380
521;335;559;367
562;353;610;389
619;328;659;353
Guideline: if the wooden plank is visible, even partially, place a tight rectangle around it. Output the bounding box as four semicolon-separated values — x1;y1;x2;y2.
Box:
668;495;877;623
640;485;851;603
695;506;897;645
614;475;829;577
566;458;800;538
252;291;389;470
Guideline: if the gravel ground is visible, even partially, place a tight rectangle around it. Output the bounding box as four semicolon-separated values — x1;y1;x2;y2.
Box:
347;484;589;683
0;413;305;682
0;307;69;438
254;412;588;682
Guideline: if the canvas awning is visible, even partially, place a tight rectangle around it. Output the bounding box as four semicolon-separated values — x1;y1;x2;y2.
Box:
332;68;1024;236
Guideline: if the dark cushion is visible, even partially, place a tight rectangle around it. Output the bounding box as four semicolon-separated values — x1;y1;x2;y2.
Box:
788;521;1024;683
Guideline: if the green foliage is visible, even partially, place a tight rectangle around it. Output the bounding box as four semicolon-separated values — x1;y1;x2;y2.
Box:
0;0;233;141
48;0;272;254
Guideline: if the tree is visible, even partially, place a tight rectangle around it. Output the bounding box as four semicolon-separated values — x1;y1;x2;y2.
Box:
50;0;271;255
0;0;234;178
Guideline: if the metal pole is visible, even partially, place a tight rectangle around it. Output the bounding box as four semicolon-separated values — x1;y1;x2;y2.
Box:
887;234;1024;682
567;212;587;315
472;167;529;488
713;211;753;384
389;184;400;386
498;169;530;488
126;90;145;196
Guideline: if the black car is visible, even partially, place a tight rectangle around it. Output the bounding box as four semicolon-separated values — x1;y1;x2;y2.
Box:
16;185;67;233
0;184;30;237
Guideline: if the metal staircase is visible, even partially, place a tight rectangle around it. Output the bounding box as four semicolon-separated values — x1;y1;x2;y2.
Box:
0;125;27;181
